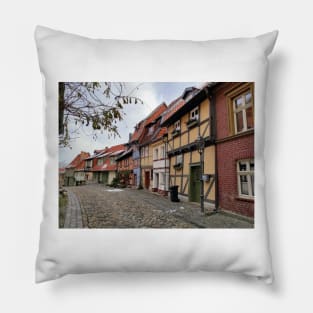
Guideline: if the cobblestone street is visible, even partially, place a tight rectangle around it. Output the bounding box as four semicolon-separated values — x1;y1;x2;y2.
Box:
65;184;253;228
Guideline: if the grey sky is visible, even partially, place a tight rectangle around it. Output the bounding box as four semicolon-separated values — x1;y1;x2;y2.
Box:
59;82;201;166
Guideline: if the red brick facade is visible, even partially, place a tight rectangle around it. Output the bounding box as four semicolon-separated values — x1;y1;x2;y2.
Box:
216;135;254;217
215;83;254;217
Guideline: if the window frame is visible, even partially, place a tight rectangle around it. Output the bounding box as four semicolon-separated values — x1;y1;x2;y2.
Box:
237;159;254;199
154;148;159;160
160;145;165;159
124;158;129;167
174;120;181;130
190;106;199;121
176;154;183;165
226;83;254;136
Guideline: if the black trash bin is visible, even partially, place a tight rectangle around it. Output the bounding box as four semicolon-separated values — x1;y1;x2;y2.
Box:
169;185;180;202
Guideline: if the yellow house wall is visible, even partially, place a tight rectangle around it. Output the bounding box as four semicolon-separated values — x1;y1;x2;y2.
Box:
167;97;216;203
203;145;215;201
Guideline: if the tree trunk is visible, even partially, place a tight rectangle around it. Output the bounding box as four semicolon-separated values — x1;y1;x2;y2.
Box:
59;82;65;135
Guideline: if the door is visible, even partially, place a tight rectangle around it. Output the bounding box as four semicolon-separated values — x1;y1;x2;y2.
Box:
155;173;159;190
189;165;201;202
103;172;109;184
145;171;150;189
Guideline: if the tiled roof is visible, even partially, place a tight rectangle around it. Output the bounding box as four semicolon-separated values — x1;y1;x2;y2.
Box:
130;103;167;144
66;151;90;169
153;127;167;142
130;120;144;142
138;103;168;146
91;144;126;172
161;87;199;125
115;148;133;161
145;102;167;126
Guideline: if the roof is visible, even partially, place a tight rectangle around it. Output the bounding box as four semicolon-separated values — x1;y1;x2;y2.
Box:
66;151;90;170
129;103;167;144
160;87;200;125
145;102;167;126
115;148;133;161
137;103;168;146
152;127;167;143
91;144;126;172
130;120;145;143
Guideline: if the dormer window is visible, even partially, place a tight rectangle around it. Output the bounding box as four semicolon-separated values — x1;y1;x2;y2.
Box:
190;107;199;121
148;125;154;135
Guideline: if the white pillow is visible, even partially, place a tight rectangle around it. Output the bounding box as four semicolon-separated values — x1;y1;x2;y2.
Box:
35;26;278;283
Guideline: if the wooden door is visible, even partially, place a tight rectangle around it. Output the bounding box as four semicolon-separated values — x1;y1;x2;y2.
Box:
189;165;201;202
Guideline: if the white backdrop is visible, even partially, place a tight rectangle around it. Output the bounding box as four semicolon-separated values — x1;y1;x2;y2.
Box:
0;0;312;312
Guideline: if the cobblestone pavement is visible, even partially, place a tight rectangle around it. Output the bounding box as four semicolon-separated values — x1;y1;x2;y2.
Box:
64;189;83;228
66;184;253;228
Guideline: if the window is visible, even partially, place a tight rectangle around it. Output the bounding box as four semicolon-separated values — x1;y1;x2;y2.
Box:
154;148;158;160
148;125;154;135
237;159;254;198
98;158;103;165
124;158;129;166
174;120;181;130
110;157;115;165
160;173;165;185
190;107;199;120
176;154;183;165
145;146;149;157
160;146;165;159
233;90;254;133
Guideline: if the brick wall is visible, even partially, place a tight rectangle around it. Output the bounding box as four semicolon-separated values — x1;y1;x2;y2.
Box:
215;83;254;217
216;136;254;217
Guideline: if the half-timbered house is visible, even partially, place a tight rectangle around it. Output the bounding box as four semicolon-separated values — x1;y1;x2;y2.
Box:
151;127;169;195
91;144;126;185
161;86;216;208
115;148;135;186
64;151;90;186
139;103;168;190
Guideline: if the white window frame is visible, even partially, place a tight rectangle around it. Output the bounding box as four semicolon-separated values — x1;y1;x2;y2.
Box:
237;159;254;199
160;145;165;159
190;106;199;121
176;154;183;165
233;91;253;134
154;148;159;160
174;120;181;130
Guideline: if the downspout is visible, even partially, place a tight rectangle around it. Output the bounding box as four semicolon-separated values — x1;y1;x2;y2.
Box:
139;143;142;188
207;87;219;212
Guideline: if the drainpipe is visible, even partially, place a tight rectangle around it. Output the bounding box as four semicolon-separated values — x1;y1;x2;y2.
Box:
207;87;219;212
139;144;142;188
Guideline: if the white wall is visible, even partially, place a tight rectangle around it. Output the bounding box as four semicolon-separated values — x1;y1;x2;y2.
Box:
0;1;313;313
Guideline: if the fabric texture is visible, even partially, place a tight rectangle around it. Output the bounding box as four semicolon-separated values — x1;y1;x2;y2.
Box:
35;25;278;283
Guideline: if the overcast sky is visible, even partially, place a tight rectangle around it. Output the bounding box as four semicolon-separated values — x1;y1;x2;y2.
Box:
59;82;201;166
